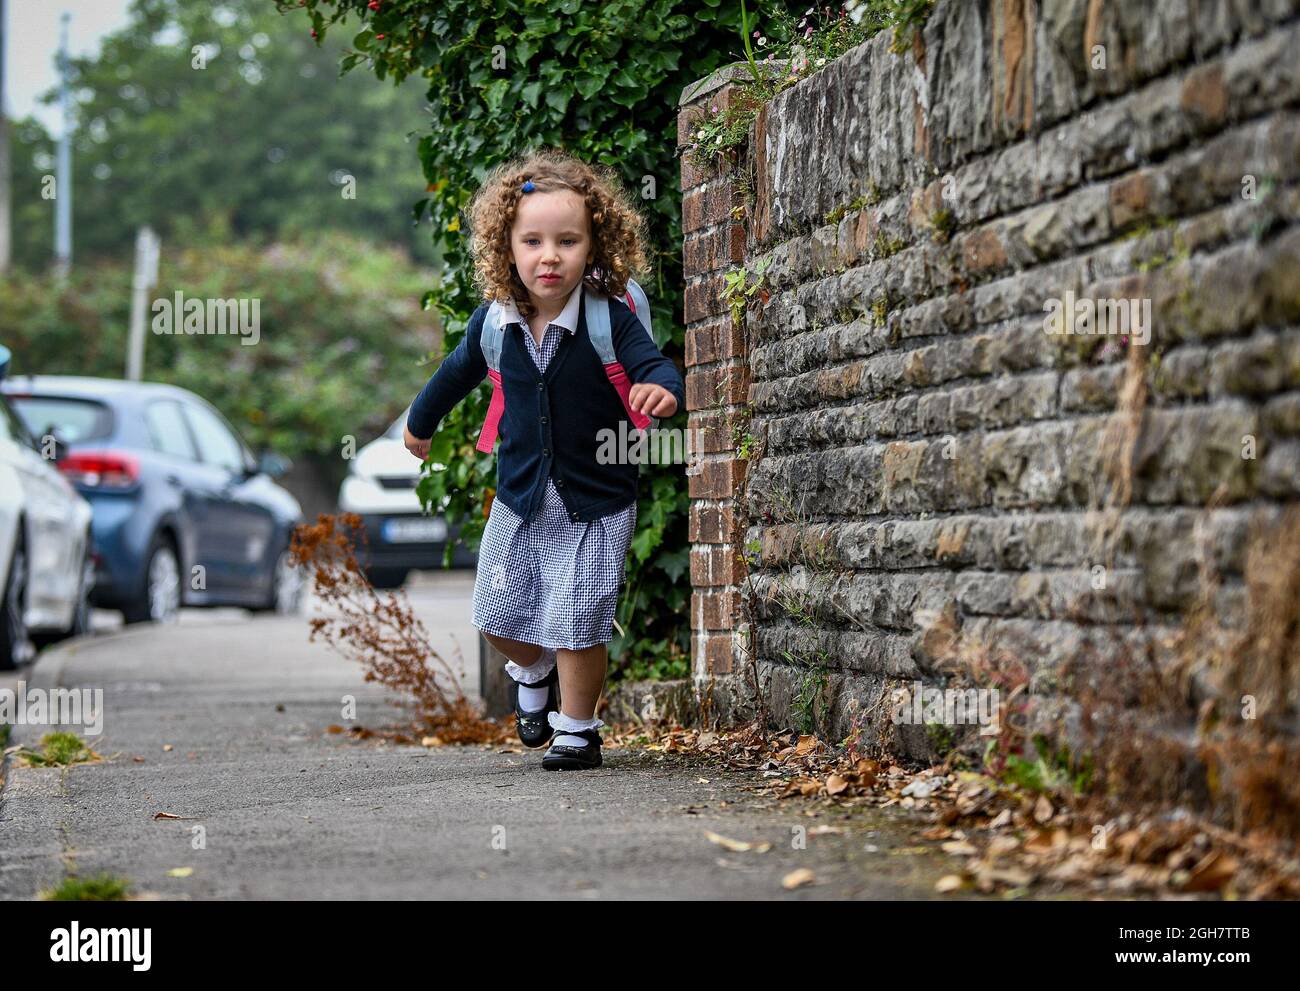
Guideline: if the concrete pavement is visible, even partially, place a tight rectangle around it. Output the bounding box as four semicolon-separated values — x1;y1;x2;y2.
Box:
1;574;971;900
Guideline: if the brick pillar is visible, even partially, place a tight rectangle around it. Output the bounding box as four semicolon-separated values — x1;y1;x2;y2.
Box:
678;67;754;682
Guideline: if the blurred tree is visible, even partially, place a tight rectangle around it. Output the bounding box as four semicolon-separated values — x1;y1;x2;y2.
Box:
0;230;438;462
7;0;435;271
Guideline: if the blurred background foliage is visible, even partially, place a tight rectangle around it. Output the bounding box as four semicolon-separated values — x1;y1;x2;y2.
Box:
0;230;437;473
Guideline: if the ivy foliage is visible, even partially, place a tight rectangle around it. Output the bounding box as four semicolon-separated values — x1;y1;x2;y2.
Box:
276;0;775;681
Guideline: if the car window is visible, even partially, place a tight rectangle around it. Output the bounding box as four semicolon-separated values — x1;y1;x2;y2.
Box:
7;395;113;445
183;402;247;472
145;401;198;461
0;396;34;450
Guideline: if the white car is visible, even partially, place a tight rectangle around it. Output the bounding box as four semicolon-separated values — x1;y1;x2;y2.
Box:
0;346;95;668
336;409;476;588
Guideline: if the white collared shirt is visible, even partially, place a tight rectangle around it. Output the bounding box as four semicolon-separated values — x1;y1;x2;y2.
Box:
498;284;583;342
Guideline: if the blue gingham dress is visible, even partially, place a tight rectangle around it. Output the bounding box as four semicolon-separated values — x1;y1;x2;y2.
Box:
472;318;638;650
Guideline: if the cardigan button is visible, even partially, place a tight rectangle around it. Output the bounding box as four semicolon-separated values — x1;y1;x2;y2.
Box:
555;479;564;487
543;449;551;457
571;512;579;521
536;382;544;390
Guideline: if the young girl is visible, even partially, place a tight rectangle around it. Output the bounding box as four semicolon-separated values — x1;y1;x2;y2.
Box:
402;149;685;771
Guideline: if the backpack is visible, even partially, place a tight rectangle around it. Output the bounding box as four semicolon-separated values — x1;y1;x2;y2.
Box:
474;279;657;454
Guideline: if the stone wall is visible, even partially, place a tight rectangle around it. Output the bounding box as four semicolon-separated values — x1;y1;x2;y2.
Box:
677;0;1300;764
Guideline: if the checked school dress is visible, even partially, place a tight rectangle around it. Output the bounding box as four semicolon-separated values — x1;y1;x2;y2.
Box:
471;304;638;651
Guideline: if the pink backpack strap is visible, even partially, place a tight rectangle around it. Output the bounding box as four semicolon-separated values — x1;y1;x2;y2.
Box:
476;367;505;452
603;362;652;430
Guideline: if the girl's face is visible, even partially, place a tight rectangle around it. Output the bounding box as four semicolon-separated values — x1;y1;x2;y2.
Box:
508;189;595;309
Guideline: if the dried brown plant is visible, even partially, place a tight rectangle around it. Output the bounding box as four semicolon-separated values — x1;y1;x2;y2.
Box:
290;513;505;745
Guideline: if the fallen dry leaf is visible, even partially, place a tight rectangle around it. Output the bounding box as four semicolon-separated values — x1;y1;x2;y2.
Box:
825;773;849;796
782;868;815;890
1033;795;1053;823
935;874;965;893
166;867;193;878
704;830;772;853
1184;850;1239;893
162;744;173;753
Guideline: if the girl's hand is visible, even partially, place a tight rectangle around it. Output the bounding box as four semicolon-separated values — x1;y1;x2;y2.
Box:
403;423;431;460
628;382;678;418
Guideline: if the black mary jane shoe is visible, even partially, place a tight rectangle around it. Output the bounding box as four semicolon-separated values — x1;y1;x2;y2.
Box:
541;727;603;771
512;664;560;749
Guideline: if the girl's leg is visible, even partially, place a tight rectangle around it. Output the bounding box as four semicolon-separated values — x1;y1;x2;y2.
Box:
554;643;608;721
481;632;545;667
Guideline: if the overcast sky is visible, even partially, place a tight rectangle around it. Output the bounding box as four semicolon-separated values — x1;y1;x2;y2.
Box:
5;0;133;135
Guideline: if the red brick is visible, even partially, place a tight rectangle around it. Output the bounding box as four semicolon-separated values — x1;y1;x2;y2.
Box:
689;502;743;544
681;153;718;192
677;105;707;150
683;273;726;324
682;188;706;236
687;410;737;454
692;589;743;630
686;363;751;410
690;544;747;586
688;457;747;500
696;633;736;675
685;320;744;367
684;228;730;276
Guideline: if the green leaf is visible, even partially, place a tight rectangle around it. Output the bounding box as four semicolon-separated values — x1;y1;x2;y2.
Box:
521;80;542;109
654;547;689;582
483;77;509;111
428;431;454;464
575;70;606;99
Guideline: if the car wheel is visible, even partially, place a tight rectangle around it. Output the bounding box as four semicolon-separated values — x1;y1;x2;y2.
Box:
122;536;181;625
69;551;94;636
0;531;36;670
254;545;305;615
364;567;409;590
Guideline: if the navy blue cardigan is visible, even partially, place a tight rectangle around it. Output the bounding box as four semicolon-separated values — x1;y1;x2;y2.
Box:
406;291;686;524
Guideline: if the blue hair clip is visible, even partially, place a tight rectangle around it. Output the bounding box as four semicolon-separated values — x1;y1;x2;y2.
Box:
521;180;535;193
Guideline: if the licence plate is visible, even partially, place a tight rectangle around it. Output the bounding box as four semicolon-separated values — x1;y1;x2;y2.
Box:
382;517;447;543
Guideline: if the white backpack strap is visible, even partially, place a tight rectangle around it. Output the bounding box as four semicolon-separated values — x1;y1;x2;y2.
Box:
624;278;652;336
480;301;507;371
584;286;617;364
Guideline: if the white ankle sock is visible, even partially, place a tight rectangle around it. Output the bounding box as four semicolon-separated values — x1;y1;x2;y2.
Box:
549;711;603;749
506;648;556;713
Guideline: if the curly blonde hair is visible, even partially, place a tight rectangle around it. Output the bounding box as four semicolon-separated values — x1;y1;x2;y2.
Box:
466;148;649;320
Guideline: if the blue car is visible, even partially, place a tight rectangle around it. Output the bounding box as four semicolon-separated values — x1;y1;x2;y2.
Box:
0;376;305;624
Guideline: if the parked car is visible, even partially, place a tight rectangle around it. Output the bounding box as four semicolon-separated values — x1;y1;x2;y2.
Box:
1;374;305;624
0;348;96;669
337;408;476;588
